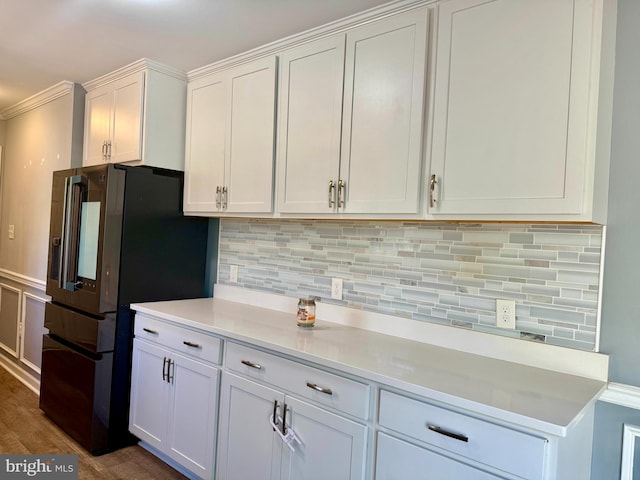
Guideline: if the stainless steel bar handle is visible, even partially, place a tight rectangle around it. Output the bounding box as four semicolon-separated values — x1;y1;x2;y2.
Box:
429;174;438;208
142;327;158;335
168;359;175;384
427;424;468;443
328;180;336;208
59;176;72;289
162;357;168;382
306;382;333;395
338;179;346;208
222;186;228;209
216;186;221;209
241;360;262;370
183;340;202;349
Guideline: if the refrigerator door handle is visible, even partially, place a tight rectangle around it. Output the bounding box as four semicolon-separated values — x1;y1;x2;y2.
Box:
60;174;87;292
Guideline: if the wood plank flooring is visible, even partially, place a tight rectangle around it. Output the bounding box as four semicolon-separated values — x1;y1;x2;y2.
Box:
0;367;187;479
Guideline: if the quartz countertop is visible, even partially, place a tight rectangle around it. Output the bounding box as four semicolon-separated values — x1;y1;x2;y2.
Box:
131;297;606;437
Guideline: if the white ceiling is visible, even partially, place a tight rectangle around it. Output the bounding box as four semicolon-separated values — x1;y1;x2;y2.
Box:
0;0;392;114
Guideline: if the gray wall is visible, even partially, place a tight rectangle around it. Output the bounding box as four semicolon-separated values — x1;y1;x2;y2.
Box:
592;0;640;477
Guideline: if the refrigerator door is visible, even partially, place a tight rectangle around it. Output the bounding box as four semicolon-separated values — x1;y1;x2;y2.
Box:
46;164;125;315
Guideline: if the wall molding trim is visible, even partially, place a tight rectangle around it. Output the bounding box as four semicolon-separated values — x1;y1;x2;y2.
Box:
0;81;75;120
214;284;609;381
0;353;39;395
0;269;47;292
600;382;640;410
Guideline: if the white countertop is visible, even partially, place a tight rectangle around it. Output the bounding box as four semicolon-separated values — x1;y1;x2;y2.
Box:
131;297;606;437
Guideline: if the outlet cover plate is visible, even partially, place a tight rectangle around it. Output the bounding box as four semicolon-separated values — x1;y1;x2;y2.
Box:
496;299;516;329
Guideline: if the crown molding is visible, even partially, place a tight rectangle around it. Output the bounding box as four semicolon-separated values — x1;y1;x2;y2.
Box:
82;58;187;91
0;81;75;120
188;0;433;81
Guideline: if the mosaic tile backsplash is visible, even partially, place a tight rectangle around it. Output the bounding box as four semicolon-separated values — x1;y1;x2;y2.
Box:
218;219;603;351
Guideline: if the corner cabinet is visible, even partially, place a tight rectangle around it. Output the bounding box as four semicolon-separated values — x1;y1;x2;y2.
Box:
277;8;429;216
129;315;220;480
183;57;278;215
82;59;187;170
427;0;613;221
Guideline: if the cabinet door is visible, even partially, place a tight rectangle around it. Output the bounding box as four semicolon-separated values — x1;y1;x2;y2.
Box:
184;74;228;213
429;0;590;216
276;36;345;214
217;372;283;480
340;8;428;214
225;57;278;213
375;433;500;480
129;339;171;451
84;87;112;167
281;396;367;480
168;353;219;480
109;71;144;163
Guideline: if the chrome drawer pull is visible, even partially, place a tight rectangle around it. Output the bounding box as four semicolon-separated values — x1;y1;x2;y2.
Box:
427;424;468;443
306;382;333;396
241;360;262;370
142;327;158;335
183;341;202;349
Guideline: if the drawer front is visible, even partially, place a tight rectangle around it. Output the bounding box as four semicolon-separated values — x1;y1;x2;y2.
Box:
134;314;222;365
378;390;546;479
225;342;370;419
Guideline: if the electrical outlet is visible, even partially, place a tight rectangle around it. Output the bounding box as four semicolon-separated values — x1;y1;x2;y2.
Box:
331;278;343;300
495;299;516;329
229;265;238;283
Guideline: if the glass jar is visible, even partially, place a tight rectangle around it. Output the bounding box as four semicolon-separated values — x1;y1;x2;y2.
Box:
296;297;316;328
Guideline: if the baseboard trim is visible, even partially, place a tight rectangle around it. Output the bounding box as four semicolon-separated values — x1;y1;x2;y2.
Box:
0;354;40;395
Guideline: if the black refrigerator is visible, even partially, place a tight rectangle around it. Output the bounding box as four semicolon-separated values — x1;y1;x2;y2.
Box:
40;163;210;454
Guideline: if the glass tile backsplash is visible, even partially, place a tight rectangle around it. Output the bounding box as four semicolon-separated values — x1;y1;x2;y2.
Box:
218;219;603;351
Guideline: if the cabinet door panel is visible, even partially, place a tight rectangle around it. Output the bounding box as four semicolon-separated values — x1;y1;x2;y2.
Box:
129;339;170;450
184;76;228;212
226;57;277;213
168;353;219;479
375;433;500;480
84;88;112;167
110;71;144;163
282;396;367;480
277;36;346;213
430;0;587;215
217;372;282;480
341;8;428;214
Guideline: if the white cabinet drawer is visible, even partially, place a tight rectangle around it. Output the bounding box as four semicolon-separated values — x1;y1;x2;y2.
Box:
134;314;222;365
378;390;547;479
225;341;370;419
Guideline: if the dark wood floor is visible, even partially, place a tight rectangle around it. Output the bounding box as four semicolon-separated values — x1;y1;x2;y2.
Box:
0;367;187;479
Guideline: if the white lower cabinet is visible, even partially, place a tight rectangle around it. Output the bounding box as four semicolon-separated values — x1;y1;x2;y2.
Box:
129;319;220;479
216;342;368;480
375;433;500;480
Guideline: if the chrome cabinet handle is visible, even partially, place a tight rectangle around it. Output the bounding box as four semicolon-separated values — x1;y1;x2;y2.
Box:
107;140;112;159
183;340;202;349
338;179;346;208
162;357;168;382
216;186;221;209
427;424;468;443
306;382;333;396
167;358;174;384
328;180;336;208
142;327;158;335
241;360;263;370
101;141;107;159
429;174;438;208
222;186;228;209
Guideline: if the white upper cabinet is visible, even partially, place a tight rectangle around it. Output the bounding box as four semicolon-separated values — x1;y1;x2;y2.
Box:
184;56;277;215
277;7;429;216
82;59;187;170
427;0;613;221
